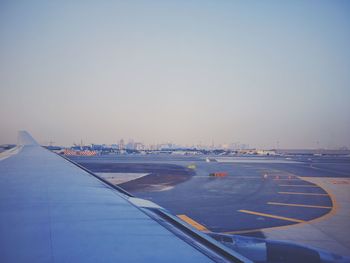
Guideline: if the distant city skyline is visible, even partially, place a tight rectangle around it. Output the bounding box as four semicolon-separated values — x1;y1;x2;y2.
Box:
1;1;350;149
36;136;348;151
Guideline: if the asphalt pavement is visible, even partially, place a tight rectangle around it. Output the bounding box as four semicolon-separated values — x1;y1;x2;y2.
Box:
71;154;349;237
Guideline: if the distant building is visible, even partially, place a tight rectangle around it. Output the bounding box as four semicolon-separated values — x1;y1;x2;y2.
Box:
110;144;118;150
134;142;145;151
126;140;135;150
119;139;125;150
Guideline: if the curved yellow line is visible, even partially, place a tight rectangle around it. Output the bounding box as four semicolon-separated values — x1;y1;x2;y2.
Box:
222;176;338;235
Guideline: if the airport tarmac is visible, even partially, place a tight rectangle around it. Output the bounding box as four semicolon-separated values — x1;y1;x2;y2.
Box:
263;176;350;256
70;154;350;256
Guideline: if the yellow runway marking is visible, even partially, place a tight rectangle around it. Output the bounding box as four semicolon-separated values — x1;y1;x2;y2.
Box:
238;209;305;223
267;202;332;209
177;214;209;232
278;192;328;196
223;177;337;235
279;184;318;187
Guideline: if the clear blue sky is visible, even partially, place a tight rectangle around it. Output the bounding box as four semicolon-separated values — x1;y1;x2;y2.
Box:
1;0;349;148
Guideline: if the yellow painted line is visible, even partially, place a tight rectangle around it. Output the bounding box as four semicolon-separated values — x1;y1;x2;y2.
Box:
223;177;338;235
279;184;318;187
299;177;339;225
177;214;209;232
278;192;328;196
238;209;305;223
267;202;332;209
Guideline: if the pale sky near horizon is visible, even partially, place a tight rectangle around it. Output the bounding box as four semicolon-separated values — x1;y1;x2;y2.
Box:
1;1;350;148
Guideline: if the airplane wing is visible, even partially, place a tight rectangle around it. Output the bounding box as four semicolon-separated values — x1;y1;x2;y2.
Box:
0;131;250;263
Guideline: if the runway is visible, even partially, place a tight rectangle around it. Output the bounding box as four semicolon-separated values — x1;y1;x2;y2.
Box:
132;162;334;235
70;154;350;255
262;176;350;256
